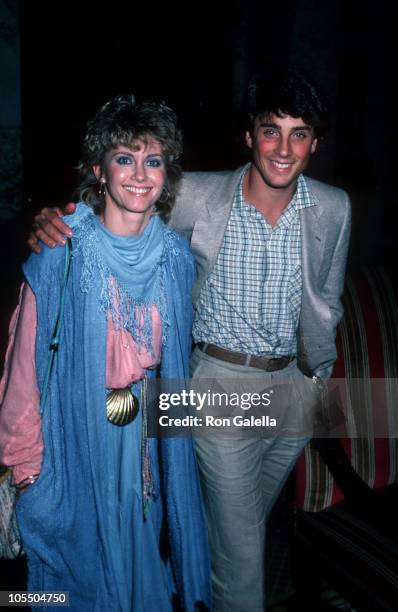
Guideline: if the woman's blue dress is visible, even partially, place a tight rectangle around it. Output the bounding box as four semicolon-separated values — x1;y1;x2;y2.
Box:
16;207;210;611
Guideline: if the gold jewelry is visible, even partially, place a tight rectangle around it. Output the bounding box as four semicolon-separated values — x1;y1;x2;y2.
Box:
106;387;139;426
98;178;106;197
157;186;170;203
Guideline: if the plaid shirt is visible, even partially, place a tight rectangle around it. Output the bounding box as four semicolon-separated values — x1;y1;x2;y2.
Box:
192;169;316;357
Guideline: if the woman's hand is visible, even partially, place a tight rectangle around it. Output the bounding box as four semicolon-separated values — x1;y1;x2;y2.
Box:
27;202;76;253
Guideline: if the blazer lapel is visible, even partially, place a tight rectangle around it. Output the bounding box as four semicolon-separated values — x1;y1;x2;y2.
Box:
191;166;246;301
300;202;324;284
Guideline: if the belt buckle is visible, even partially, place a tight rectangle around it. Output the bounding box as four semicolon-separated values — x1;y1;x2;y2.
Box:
249;355;273;371
244;353;252;367
268;357;289;372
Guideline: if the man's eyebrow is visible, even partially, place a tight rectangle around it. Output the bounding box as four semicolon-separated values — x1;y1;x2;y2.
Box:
258;122;313;132
290;125;313;132
258;122;280;129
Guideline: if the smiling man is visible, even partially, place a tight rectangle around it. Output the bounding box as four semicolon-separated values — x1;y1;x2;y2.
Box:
28;68;351;611
171;68;351;611
244;114;318;222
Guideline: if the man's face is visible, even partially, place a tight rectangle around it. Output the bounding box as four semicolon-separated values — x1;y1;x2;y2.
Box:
245;113;318;191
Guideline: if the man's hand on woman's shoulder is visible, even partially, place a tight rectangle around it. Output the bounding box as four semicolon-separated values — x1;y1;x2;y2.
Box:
28;202;76;253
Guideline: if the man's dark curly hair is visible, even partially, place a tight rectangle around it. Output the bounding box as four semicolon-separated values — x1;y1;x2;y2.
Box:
76;94;182;221
245;68;330;137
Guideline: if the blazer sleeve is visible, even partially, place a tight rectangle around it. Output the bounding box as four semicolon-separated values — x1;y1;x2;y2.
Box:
322;190;352;328
316;191;351;380
169;174;199;240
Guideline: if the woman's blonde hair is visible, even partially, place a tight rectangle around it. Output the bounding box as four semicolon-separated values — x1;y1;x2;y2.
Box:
75;94;183;221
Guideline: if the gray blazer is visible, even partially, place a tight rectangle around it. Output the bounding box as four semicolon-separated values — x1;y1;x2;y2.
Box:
169;165;351;380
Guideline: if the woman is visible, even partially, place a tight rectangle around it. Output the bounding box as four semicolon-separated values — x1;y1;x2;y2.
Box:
0;95;210;611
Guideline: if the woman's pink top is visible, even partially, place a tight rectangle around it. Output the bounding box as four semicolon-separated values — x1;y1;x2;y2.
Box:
0;283;162;485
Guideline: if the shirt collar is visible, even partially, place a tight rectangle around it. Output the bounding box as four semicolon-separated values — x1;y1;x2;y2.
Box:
236;167;316;210
293;174;316;210
234;164;251;211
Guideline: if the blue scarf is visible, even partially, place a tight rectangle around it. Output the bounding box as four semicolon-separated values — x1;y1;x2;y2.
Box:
92;214;164;297
72;204;168;352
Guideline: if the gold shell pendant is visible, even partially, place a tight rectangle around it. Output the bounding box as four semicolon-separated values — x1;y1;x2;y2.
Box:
106;388;139;426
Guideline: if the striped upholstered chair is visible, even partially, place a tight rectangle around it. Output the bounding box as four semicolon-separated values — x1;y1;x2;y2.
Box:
294;267;398;611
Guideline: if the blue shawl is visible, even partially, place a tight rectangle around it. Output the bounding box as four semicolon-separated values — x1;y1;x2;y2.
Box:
16;206;210;611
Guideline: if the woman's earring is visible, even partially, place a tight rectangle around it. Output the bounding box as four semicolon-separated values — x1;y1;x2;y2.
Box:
98;178;106;197
158;186;170;203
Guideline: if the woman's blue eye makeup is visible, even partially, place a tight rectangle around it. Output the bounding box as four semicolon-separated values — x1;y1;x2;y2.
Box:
115;155;133;165
113;155;163;167
146;158;163;168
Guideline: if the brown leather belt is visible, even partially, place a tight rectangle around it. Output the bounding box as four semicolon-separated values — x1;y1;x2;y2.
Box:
196;342;294;372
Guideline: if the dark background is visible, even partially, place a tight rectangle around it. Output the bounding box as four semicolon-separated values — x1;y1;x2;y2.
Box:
19;0;396;265
0;0;396;602
0;0;396;334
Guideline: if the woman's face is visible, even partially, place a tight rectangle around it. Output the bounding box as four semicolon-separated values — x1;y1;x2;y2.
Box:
94;138;166;233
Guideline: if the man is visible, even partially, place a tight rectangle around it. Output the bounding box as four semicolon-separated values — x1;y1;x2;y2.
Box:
28;68;351;611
